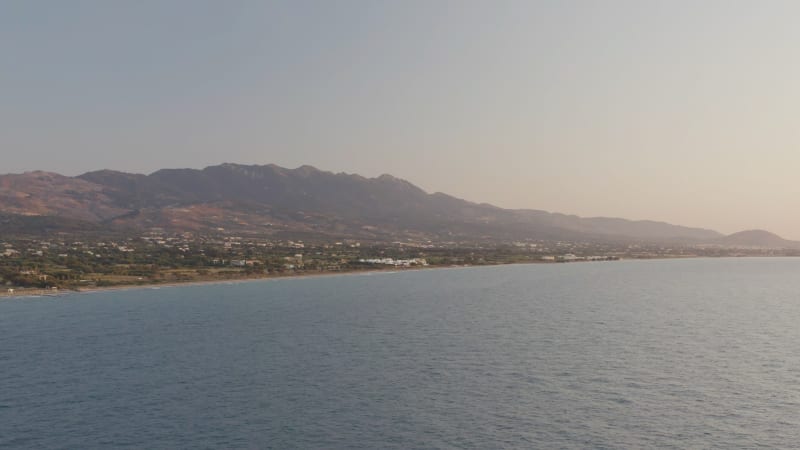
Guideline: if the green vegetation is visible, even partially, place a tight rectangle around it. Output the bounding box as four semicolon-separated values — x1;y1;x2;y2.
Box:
2;231;793;293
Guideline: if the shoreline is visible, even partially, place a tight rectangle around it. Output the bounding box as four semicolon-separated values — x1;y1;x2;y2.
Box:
2;255;791;299
0;265;450;299
1;260;573;298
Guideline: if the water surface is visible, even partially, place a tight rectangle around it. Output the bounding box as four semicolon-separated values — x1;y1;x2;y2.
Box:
2;258;800;448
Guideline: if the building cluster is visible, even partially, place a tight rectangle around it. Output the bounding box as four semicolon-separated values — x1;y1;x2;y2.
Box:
4;229;798;291
540;254;620;262
358;258;428;267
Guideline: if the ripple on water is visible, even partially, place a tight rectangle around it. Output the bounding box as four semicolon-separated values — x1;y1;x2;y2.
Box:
2;258;800;448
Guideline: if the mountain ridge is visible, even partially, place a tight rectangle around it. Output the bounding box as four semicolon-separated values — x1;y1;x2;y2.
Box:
0;163;784;246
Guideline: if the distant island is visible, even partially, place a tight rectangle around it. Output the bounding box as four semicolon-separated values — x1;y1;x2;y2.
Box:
1;163;798;294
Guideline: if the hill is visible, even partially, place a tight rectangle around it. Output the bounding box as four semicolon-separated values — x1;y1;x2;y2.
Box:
713;230;800;249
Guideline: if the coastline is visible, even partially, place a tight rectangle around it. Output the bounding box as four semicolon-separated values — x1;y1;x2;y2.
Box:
2;261;557;299
4;255;778;299
0;265;448;299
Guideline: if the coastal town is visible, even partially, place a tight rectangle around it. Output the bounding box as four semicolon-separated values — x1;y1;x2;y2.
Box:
2;229;796;295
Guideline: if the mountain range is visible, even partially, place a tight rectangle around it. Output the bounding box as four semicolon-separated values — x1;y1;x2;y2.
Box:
0;163;795;248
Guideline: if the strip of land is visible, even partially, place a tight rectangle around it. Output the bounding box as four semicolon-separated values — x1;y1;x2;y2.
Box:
0;259;608;298
3;231;793;297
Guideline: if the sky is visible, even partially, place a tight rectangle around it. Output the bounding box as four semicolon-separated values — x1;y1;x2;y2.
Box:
3;1;800;238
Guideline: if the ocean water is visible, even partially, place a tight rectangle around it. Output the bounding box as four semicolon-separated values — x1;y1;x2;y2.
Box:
2;258;800;448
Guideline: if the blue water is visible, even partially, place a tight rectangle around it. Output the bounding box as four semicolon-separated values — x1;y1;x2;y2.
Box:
3;258;800;448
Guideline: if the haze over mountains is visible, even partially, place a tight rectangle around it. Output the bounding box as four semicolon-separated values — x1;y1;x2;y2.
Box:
0;163;795;248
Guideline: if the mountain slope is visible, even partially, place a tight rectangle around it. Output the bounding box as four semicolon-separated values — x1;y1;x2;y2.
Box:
0;171;129;222
511;210;721;241
0;163;723;242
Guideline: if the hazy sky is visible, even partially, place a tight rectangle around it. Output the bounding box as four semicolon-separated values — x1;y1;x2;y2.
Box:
3;1;800;237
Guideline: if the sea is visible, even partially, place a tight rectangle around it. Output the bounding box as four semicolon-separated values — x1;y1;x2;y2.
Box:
2;258;800;448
